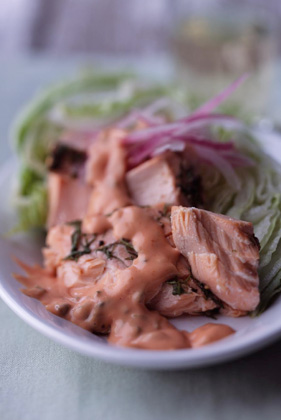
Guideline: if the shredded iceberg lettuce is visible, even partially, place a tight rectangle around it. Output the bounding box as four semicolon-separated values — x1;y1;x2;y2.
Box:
12;167;47;233
200;128;281;313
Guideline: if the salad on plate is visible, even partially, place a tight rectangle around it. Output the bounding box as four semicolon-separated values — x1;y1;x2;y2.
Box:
11;71;281;350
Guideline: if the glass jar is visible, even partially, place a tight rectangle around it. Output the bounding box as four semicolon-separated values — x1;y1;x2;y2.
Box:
169;0;278;121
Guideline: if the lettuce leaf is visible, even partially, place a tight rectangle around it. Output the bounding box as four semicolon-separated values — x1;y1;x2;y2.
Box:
13;71;134;153
200;128;281;314
12;167;47;233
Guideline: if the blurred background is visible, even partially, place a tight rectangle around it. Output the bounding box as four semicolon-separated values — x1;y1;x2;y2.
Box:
0;0;279;55
0;0;281;120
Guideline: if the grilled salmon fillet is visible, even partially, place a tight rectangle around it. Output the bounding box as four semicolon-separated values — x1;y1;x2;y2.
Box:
171;206;260;312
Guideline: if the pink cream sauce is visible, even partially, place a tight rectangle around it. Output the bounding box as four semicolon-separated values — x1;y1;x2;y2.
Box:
16;128;235;350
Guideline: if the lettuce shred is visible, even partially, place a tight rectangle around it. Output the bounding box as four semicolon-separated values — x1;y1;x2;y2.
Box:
200;130;281;314
12;167;48;233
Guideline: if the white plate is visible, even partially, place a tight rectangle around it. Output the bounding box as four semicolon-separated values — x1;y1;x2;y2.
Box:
1;129;281;370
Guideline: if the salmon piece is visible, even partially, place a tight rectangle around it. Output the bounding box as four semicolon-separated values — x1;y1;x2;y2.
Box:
43;224;74;273
43;221;136;277
171;206;260;312
126;152;202;207
150;250;217;317
149;281;218;317
220;305;247;318
126;152;181;206
47;173;91;228
57;256;106;287
46;144;91;227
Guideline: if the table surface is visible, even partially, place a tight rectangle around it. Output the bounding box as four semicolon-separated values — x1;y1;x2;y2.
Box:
1;56;281;420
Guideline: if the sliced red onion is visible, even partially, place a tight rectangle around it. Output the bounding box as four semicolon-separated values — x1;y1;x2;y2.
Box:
122;74;251;185
124;114;237;145
127;134;235;162
117;110;165;129
117;110;140;128
127;136;167;167
180;112;237;124
117;98;170;129
127;137;234;169
152;140;186;156
172;115;236;137
187;73;249;119
123;74;247;145
176;135;236;151
123;122;180;144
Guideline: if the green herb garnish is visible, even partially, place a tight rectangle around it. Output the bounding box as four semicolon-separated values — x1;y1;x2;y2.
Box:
156;203;171;223
119;238;138;258
96;243;123;262
193;278;223;307
63;223;137;264
105;208;120;217
96;238;138;263
162;203;171;218
167;275;191;296
64;220;97;261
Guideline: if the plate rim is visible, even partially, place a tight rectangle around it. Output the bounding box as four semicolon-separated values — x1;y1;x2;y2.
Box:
1;274;281;370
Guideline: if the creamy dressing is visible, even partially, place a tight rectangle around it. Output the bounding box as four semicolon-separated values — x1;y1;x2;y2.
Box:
16;128;236;350
190;323;234;348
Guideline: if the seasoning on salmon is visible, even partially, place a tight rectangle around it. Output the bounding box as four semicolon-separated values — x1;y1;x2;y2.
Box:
171;206;260;312
149;279;218;317
47;144;87;176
